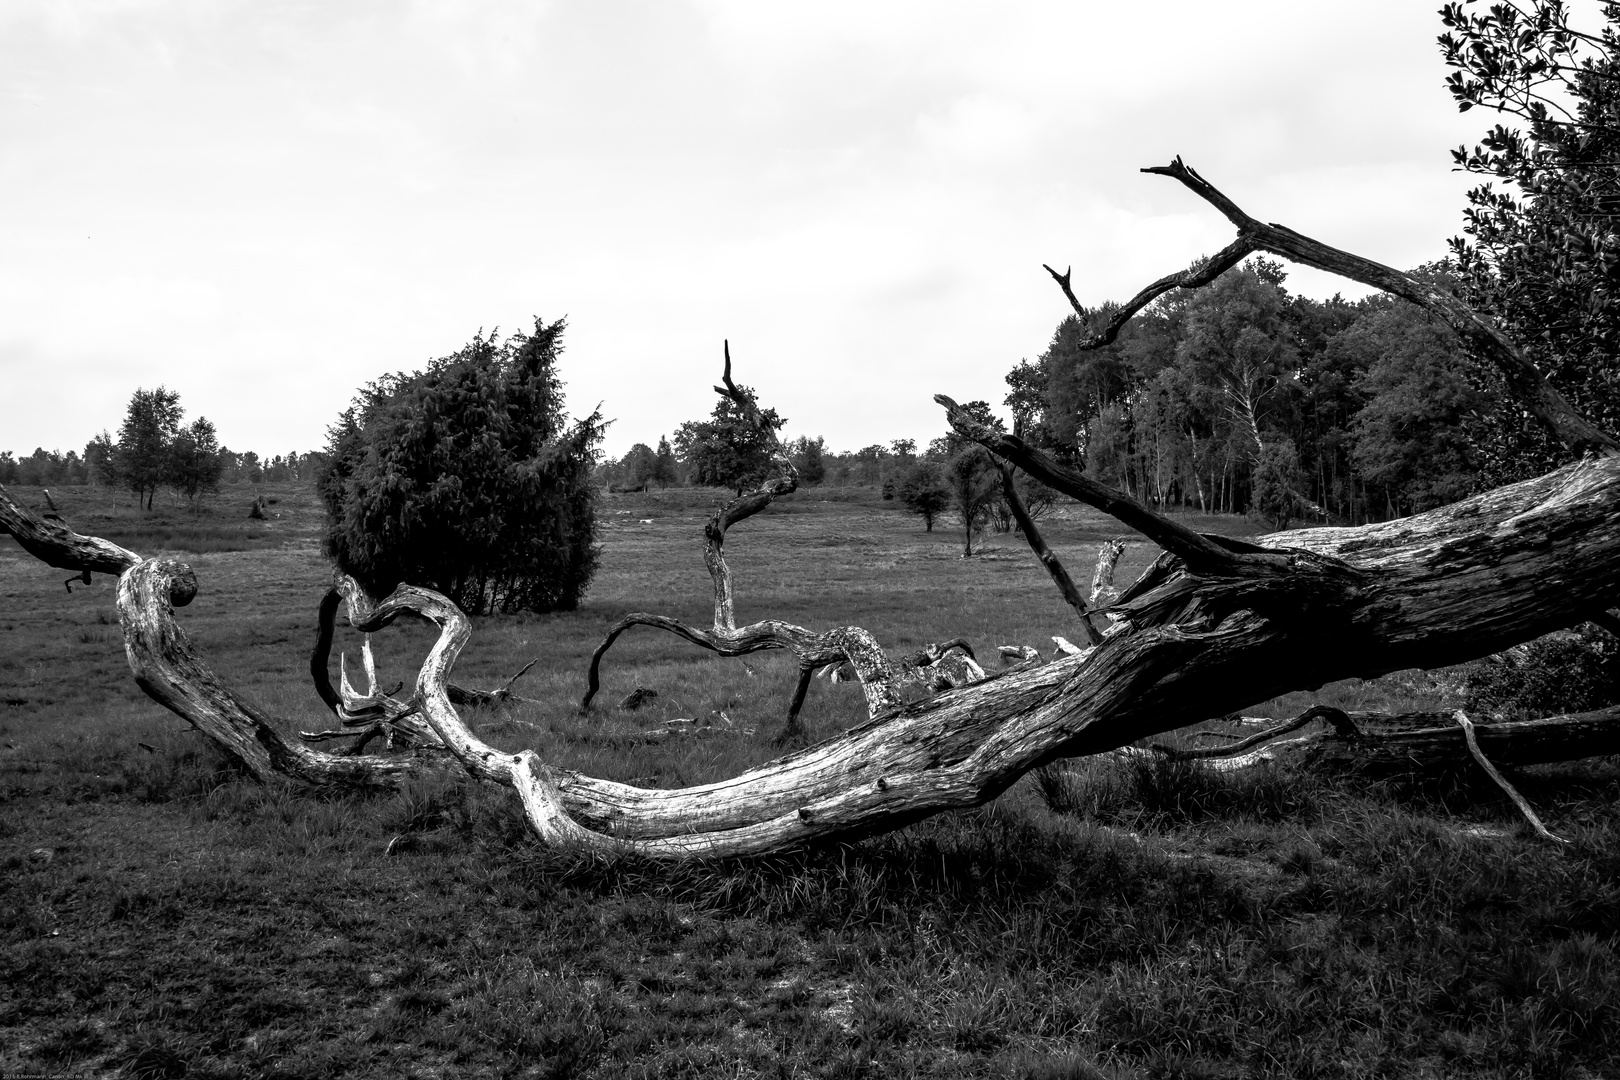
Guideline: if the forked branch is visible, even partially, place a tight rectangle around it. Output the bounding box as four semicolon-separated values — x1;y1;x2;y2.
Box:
1057;157;1618;458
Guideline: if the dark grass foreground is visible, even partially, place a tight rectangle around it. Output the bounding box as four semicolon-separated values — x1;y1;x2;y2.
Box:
5;748;1620;1079
3;484;1619;1077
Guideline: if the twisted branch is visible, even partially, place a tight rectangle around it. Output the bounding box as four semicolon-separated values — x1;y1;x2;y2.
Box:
582;344;977;737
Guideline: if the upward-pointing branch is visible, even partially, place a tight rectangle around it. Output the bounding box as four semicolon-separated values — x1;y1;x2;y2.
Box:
1044;235;1258;349
1059;156;1618;458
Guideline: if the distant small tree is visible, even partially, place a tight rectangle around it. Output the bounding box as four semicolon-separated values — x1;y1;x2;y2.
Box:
789;435;826;486
318;317;603;615
84;432;115;486
622;443;658;489
989;471;1056;533
897;461;952;532
115;386;183;510
927;401;1007;555
854;444;887;485
1250;438;1308;530
168;417;224;510
675;387;785;495
947;448;1000;556
16;449;63;487
653;436;680;487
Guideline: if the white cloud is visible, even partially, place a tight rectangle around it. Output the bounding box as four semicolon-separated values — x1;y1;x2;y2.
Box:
0;1;1486;459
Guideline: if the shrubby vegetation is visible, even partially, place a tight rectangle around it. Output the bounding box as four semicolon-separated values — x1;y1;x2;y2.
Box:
1464;623;1620;721
317;317;603;615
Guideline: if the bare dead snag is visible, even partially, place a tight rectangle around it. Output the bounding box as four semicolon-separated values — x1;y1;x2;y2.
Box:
1;484;142;583
116;556;450;789
993;458;1104;645
305;584;443;751
579;344;971;739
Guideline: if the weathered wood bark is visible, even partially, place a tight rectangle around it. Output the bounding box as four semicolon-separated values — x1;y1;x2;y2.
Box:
5;160;1620;859
1090;539;1127;607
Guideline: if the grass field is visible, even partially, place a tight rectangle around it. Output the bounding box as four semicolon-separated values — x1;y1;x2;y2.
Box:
3;482;1618;1078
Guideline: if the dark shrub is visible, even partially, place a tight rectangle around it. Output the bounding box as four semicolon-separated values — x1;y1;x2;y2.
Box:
1464;624;1620;720
318;317;602;614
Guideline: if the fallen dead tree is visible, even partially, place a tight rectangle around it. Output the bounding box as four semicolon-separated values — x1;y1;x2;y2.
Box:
3;159;1619;857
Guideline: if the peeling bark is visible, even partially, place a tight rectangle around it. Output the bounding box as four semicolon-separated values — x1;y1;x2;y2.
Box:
1089;539;1127;607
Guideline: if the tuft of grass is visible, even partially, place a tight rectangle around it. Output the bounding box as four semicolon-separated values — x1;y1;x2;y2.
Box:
1037;753;1322;829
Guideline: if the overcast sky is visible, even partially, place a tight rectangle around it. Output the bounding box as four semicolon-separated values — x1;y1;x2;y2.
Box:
1;1;1486;460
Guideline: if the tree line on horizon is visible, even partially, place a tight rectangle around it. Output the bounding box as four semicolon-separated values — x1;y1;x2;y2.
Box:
13;0;1616;594
596;258;1489;533
0;387;325;508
